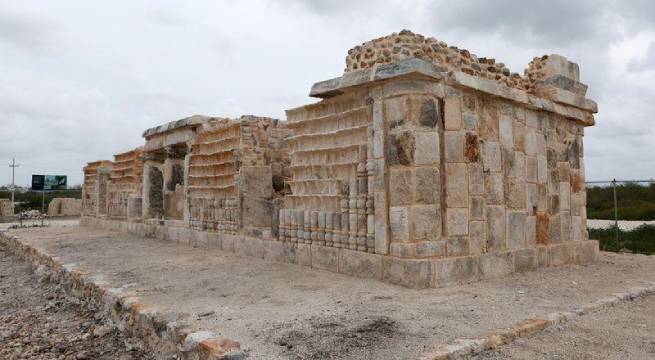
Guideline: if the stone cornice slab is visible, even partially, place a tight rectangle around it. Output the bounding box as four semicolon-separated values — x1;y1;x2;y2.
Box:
309;58;444;98
308;58;596;126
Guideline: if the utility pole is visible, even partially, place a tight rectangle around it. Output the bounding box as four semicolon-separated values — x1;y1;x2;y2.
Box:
9;159;19;210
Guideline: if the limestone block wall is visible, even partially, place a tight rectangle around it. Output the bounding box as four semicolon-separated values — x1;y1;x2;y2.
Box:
108;148;143;219
0;199;13;220
187;116;290;237
82;160;113;217
284;30;598;286
281;90;374;252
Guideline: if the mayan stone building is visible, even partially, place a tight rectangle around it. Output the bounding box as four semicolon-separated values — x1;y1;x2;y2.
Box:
135;115;290;233
82;160;113;217
276;30;598;287
82;30;598;289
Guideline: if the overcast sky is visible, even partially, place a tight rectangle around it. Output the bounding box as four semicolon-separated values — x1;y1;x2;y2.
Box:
1;0;654;187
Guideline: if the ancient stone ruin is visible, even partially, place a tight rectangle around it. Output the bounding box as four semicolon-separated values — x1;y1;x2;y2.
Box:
47;198;82;217
81;160;113;217
81;30;599;288
108;147;144;220
0;199;13;221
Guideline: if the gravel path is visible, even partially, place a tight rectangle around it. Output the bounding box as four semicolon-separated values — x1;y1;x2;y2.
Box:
475;296;655;360
0;242;153;360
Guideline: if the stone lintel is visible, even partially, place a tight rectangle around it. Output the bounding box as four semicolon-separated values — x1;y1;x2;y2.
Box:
142;114;211;138
309;58;444;98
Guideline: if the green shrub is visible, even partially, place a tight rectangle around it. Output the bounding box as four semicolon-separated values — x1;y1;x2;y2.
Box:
0;189;82;213
587;182;655;220
590;224;655;255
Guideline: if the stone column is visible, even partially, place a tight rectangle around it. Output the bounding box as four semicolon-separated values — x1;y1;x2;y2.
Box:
183;141;192;223
370;87;389;255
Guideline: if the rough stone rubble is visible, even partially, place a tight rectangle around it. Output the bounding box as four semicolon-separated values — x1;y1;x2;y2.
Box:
80;30;599;289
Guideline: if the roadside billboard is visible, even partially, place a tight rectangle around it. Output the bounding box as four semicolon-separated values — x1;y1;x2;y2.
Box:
31;175;67;191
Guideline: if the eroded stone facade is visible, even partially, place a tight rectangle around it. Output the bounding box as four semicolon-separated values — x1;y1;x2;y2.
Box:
108;148;143;219
82;160;113;217
81;31;598;288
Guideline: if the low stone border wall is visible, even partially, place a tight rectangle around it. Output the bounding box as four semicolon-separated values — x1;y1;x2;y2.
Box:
81;217;600;289
421;281;655;359
0;231;244;360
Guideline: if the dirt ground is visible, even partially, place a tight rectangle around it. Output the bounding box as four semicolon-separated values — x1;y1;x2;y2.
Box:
475;295;655;360
4;225;655;359
0;241;152;360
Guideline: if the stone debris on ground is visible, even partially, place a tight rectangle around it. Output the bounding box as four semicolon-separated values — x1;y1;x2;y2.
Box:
0;242;153;360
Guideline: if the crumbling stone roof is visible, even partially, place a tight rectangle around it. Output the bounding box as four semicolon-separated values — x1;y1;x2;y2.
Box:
344;29;585;95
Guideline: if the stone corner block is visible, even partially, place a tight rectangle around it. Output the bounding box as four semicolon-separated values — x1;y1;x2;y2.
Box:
573;240;599;265
382;256;433;289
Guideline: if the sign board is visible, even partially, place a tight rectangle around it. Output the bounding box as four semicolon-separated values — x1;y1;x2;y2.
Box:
31;175;67;191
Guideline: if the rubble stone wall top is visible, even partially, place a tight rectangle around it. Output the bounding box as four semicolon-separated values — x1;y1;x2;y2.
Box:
344;30;587;96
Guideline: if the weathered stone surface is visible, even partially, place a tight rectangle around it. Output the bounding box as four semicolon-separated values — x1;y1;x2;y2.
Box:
468;163;485;195
486;206;506;251
414;167;440;205
433;256;479;286
445;163;468;208
414;131;439;165
338;249;382;279
382;257;433;289
447;236;469;256
388;131;415;165
446;208;469;237
390;169;412;206
311;245;339;272
390;207;410;242
513;248;536;272
470;197;485;220
480;141;502;172
549;243;573;266
479;252;513;278
469;220;486;255
485;172;504;205
507;211;527;250
444;131;465;163
444;97;462;130
412;205;440;241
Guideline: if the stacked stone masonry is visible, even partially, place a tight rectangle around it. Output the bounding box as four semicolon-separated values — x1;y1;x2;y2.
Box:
82;160;113;217
108;148;144;219
81;31;599;288
0;199;13;221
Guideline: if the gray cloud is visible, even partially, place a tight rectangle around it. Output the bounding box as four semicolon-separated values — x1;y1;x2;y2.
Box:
0;0;654;186
0;6;59;53
628;41;655;73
